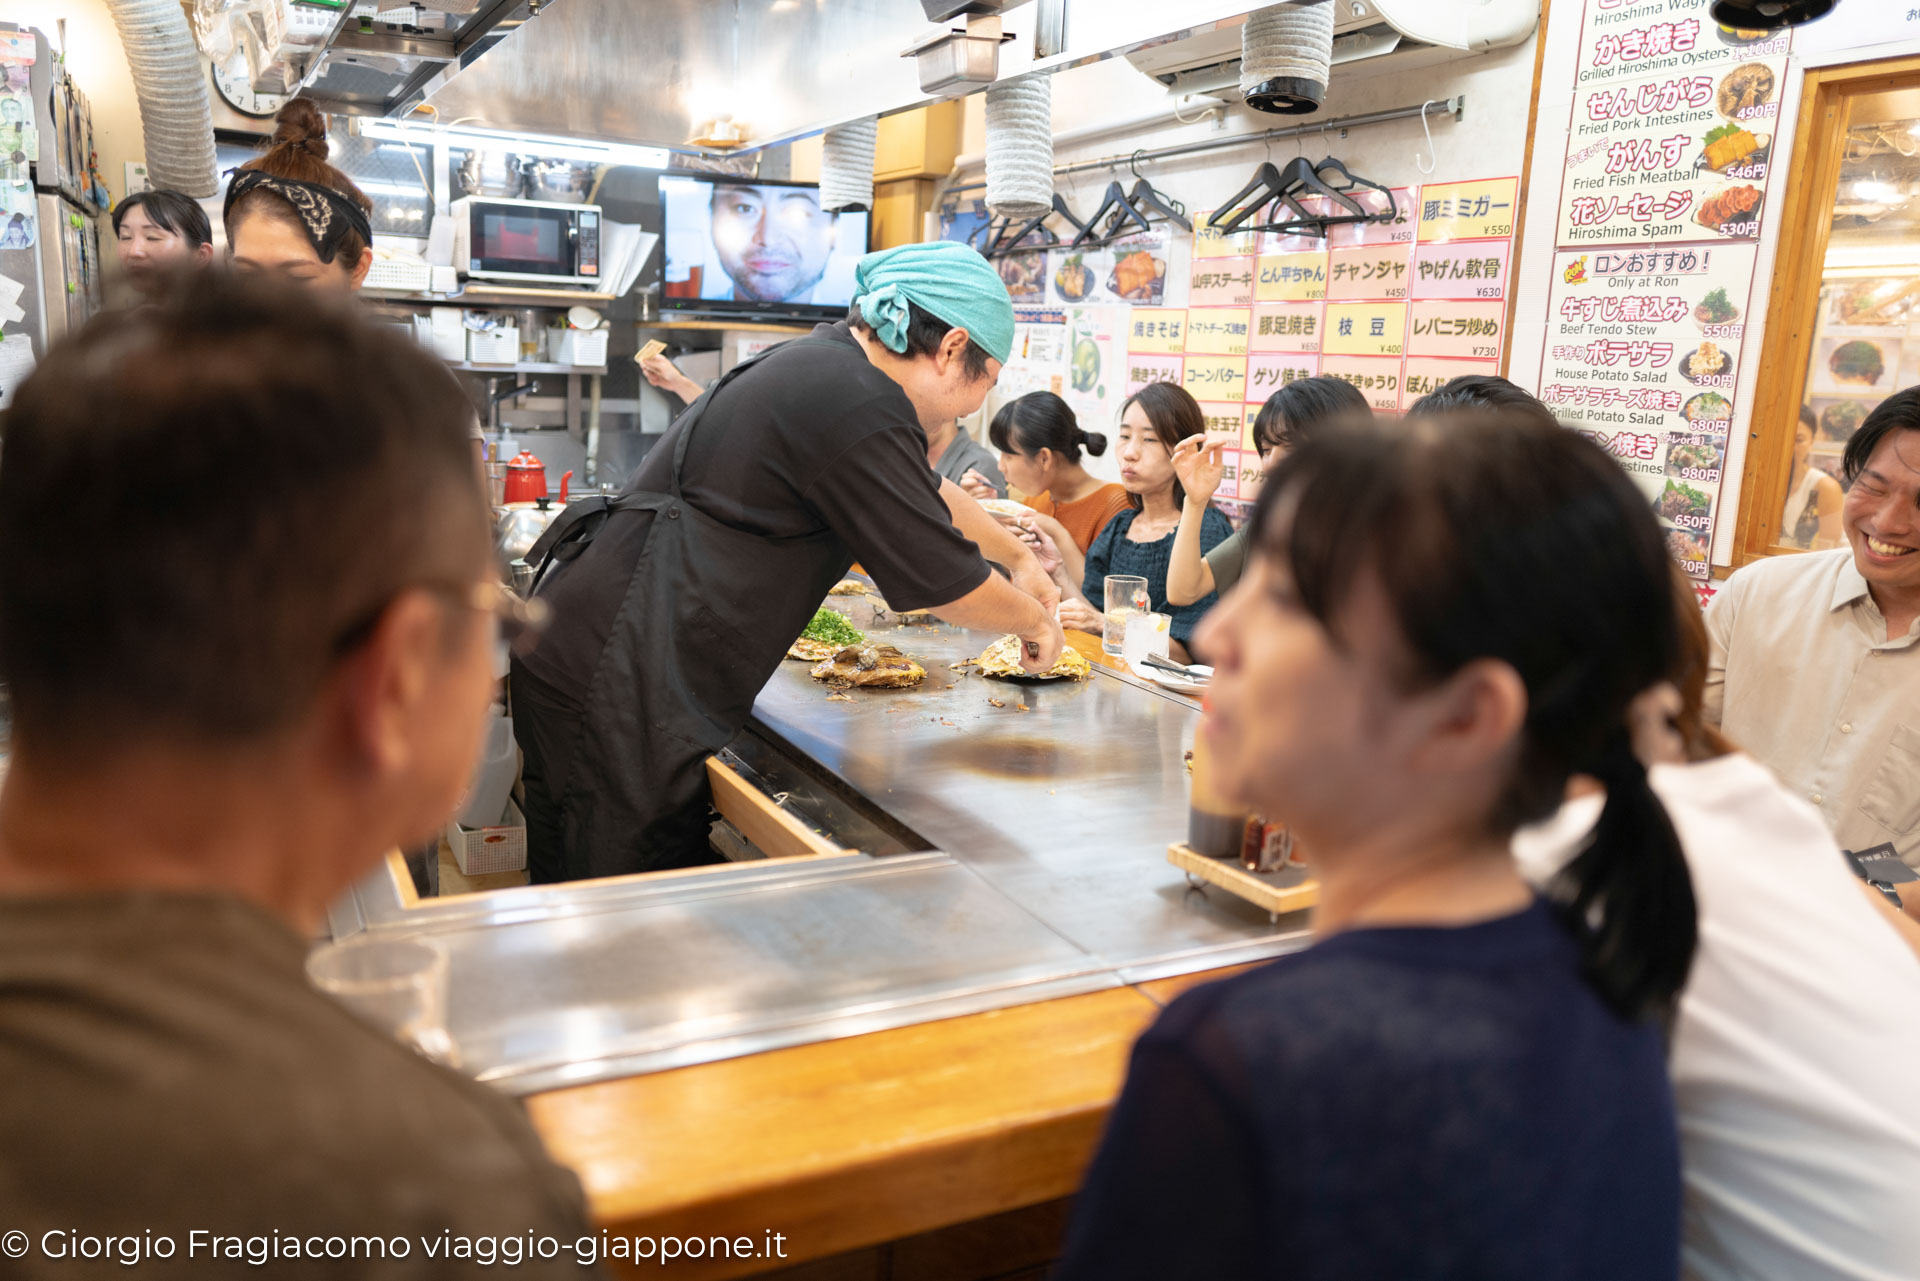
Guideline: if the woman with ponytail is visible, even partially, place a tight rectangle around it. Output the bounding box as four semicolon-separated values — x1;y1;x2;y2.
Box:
223;101;375;294
1058;410;1693;1281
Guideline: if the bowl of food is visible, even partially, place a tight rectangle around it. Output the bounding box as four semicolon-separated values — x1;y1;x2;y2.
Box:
1828;339;1889;387
1666;528;1710;573
1054;254;1093;302
1107;250;1167;302
1698;125;1769;175
996;252;1045;301
1678;340;1733;384
1665;437;1725;478
1696;184;1763;234
1717;63;1776;117
1694;287;1741;329
1831;278;1920;327
979;498;1031;520
1682;392;1733;425
1715;23;1773;46
1656;479;1714;525
1819;398;1870;442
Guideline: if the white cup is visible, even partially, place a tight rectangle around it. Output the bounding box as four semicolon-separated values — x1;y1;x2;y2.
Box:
1123;611;1173;674
307;936;461;1067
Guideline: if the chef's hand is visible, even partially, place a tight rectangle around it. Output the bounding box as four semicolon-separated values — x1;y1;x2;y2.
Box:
959;469;1000;504
1020;614;1067;674
1056;596;1104;635
640;354;704;404
1172;432;1237;507
1011;554;1062;619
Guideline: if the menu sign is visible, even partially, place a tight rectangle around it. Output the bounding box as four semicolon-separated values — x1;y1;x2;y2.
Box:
1541;243;1755;575
1529;0;1791;576
1577;0;1789;88
1417;179;1519;243
1558;52;1785;245
1178;175;1519;501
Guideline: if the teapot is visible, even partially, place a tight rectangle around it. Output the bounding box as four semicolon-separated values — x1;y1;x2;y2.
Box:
503;450;569;504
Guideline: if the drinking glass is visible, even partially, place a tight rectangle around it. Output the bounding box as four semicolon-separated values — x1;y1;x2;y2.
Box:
1122;611;1172;674
1103;575;1150;656
307;936;460;1067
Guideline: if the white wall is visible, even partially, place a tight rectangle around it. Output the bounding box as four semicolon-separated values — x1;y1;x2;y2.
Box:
1;0;146;206
956;39;1539;229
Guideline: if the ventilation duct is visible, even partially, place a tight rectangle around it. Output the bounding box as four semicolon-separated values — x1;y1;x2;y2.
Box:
983;71;1053;220
108;0;218;197
1241;2;1336;115
819;116;879;212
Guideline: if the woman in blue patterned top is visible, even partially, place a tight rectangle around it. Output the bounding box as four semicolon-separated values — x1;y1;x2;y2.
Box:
1056;383;1231;662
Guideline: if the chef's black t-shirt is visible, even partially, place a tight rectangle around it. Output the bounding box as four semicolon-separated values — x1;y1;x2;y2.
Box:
519;322;992;706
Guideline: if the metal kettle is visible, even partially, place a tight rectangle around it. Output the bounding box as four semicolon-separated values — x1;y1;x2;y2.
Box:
496;497;561;565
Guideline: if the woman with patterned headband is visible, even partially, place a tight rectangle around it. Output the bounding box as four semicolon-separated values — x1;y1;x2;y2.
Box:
223;101;375;294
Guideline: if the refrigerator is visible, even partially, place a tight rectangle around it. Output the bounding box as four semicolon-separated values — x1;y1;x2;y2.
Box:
0;24;104;371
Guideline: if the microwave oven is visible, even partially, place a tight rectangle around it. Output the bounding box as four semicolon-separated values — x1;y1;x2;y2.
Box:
450;197;601;287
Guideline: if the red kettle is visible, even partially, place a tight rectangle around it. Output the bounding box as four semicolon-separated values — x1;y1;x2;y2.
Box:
504;449;552;503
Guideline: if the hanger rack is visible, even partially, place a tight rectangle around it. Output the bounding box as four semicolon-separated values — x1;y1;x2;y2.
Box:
944;96;1462;197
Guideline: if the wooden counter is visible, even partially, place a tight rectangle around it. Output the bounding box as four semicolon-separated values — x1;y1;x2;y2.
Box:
525;963;1258;1279
439;631;1247;1277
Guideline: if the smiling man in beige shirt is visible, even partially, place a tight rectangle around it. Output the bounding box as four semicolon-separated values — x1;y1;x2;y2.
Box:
1706;390;1920;888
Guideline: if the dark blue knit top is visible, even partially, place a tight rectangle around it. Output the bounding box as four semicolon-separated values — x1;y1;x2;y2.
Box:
1082;505;1234;645
1056;899;1682;1281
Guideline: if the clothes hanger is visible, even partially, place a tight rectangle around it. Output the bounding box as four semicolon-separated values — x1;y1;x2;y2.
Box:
1208;162;1292;236
978;194;1088;258
1071;179;1155;247
1207;155;1365;237
1313;156;1398;225
1271;155;1368;220
1122;151;1192;233
971;215;1054;257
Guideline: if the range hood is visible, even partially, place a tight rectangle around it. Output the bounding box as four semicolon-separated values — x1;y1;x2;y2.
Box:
362;0;1281;155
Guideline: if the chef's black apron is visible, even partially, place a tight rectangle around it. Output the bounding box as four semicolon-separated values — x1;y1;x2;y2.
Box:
519;336;854;881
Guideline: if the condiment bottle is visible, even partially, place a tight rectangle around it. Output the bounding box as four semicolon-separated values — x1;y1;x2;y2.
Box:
1187;732;1249;860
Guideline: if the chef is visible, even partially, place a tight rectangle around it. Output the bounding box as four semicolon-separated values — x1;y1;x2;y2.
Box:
513;240;1065;882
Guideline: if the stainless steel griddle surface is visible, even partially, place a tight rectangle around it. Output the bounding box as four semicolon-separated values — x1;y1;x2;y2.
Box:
751;593;1302;981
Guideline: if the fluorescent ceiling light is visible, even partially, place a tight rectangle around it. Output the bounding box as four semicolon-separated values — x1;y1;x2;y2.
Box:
352;179;433;197
358;119;670;170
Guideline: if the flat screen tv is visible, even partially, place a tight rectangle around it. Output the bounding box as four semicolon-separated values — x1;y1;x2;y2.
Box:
659;174;871;322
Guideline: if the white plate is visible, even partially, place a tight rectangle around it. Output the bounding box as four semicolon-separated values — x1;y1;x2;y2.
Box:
1135;662;1212;694
979;498;1031;519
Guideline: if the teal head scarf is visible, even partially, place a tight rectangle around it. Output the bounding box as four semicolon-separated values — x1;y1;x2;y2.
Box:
851;240;1014;367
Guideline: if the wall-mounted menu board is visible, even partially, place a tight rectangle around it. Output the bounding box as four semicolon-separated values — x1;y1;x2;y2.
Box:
1156;179;1518;502
980;178;1517;508
1529;0;1794;576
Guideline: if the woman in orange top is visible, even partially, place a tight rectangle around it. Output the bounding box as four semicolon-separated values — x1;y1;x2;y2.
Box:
988;392;1130;591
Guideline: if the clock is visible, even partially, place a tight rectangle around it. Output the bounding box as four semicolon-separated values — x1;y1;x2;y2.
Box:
210;59;287;120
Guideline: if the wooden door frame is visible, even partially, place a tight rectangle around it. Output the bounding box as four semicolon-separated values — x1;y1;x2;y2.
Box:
1736;53;1920;566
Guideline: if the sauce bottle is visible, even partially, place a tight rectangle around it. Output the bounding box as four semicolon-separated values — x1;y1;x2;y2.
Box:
1187;732;1249;860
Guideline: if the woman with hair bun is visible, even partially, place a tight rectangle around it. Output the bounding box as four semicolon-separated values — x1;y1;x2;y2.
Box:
989;392;1131;576
223;100;376;294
